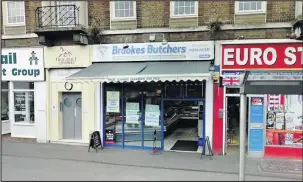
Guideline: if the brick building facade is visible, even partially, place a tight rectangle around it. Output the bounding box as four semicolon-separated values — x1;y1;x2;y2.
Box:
1;1;301;48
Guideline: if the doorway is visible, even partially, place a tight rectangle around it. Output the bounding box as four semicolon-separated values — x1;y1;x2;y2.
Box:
163;100;204;152
62;92;82;140
225;96;248;154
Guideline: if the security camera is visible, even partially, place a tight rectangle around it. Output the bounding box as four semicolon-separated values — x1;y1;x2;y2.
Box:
123;44;129;49
238;35;245;40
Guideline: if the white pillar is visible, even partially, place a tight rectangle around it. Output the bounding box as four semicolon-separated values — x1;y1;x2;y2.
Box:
239;89;247;181
205;77;214;147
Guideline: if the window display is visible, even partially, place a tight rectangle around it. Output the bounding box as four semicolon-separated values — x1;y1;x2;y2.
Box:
1;82;9;120
266;94;303;147
13;82;35;124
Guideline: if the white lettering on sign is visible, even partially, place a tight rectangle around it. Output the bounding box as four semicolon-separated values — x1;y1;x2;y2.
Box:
284;47;297;65
236;48;248;65
222;45;303;69
223;48;234;66
263;47;277;65
250;48;262;65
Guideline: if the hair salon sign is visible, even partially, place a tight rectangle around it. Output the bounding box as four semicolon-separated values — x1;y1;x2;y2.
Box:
2;48;44;81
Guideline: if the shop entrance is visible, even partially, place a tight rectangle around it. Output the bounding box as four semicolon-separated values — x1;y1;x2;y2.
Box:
225;95;248;154
62;92;82;140
163;99;204;152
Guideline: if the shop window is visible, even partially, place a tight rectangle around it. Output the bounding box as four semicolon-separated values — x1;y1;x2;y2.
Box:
266;95;303;147
104;83;123;145
13;82;35;124
226;87;240;94
185;81;204;98
165;82;182;98
1;82;9;121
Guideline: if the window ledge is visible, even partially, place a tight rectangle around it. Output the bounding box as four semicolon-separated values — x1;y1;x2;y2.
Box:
5;23;26;27
111;18;136;22
235;11;266;15
170;15;198;19
13;122;35;126
2;33;38;40
1;120;10;123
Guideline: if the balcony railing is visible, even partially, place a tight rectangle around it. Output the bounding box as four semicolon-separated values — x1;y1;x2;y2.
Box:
35;5;80;29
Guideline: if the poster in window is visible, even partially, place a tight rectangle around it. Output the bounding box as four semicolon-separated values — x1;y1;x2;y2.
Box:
145;104;160;127
106;91;120;113
126;102;139;124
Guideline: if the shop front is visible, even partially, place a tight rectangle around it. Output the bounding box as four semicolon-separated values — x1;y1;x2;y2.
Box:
218;39;303;159
68;41;215;152
44;45;95;144
1;47;46;140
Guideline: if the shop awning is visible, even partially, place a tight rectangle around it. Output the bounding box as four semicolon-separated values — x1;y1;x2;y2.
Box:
67;61;211;83
243;71;303;95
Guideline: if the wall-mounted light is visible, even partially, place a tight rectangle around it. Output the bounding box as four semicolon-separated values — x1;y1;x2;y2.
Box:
123;37;130;49
162;34;168;45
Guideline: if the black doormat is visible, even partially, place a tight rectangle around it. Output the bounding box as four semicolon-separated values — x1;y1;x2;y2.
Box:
170;140;198;151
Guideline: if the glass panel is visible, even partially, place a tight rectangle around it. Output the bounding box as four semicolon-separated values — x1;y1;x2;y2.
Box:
179;7;184;14
165;82;182;98
266;95;303;147
76;98;82;108
13;82;34;90
251;1;256;10
174;6;179;15
123;83;142;147
243;2;250;11
64;98;72;108
142;83;162;149
184;7;190;14
14;91;35;124
185;81;203;98
1;90;9;120
190;6;195;14
1;82;9;89
226;87;240;94
257;1;262;10
104;83;123;146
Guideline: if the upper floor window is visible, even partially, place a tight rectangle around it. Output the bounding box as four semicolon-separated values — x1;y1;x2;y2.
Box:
7;1;25;25
111;1;136;20
170;1;198;18
235;1;266;14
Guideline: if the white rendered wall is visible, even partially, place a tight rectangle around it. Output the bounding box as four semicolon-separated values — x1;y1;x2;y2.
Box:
205;78;214;147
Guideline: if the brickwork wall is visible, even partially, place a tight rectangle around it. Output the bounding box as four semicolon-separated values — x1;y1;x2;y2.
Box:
101;28;291;44
267;1;295;22
25;0;41;33
1;38;40;48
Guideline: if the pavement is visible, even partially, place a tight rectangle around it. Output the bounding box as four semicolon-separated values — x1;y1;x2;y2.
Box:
1;140;303;181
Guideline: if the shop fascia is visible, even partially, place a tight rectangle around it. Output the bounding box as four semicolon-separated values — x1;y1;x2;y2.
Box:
94;41;215;62
2;48;44;81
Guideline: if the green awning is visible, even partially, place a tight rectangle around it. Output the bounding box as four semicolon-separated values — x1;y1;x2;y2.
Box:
67;61;211;83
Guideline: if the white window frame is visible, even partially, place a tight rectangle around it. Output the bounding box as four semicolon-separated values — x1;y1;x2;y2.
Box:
6;1;26;26
235;1;267;15
295;1;302;18
110;1;137;21
12;82;35;125
170;1;198;18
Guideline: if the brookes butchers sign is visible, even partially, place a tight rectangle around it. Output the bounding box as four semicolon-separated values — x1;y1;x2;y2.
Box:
2;48;44;81
221;43;303;70
93;41;214;62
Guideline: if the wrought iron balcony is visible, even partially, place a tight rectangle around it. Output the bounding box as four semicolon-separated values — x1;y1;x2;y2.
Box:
35;5;83;30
